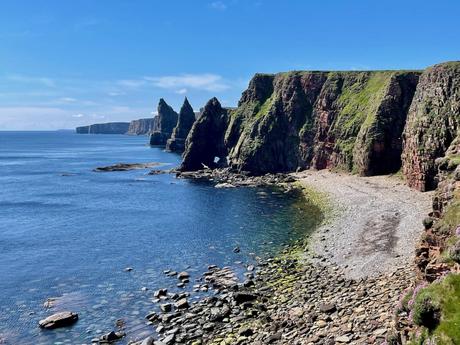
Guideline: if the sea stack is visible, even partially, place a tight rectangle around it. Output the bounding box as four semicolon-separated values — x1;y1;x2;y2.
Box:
180;97;229;171
149;99;179;146
166;97;196;152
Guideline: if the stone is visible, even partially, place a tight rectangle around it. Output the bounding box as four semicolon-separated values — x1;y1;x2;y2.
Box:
335;335;351;343
178;271;190;280
38;311;79;329
175;298;189;309
233;292;257;304
319;303;336;313
160;304;172;313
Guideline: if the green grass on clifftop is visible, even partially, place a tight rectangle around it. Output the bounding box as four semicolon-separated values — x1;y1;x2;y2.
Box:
409;274;460;345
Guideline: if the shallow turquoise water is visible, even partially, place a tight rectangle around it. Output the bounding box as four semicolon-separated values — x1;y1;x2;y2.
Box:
0;131;316;344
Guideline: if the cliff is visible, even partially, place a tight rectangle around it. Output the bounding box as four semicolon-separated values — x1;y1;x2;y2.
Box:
402;62;460;191
166;98;196;152
181;70;420;175
149;99;179;146
126;118;154;135
75;122;130;134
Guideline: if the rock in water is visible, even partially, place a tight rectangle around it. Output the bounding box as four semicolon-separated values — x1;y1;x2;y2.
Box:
166;97;196;152
180;98;229;171
38;311;78;329
149;99;179;146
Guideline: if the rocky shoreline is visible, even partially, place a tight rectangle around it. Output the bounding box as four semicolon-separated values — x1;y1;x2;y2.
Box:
100;169;429;345
35;168;434;345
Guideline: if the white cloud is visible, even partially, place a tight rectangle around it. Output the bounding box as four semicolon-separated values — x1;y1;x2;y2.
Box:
72;113;84;118
59;97;77;102
117;79;147;88
175;88;188;94
7;74;56;87
145;74;229;92
108;91;125;96
210;1;227;10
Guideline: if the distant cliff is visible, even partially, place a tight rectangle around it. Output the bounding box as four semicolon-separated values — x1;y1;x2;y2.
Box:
126;118;154;135
180;61;460;192
76;122;130;134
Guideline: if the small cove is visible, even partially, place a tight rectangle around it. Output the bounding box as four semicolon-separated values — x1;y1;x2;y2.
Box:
0;131;321;344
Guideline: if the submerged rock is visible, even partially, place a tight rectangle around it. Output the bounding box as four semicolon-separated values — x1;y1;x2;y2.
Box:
94;162;161;172
38;311;78;329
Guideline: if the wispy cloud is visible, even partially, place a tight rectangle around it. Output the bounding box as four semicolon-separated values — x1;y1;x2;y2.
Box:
117;79;147;88
7;74;56;87
145;74;230;92
210;1;228;10
175;88;188;95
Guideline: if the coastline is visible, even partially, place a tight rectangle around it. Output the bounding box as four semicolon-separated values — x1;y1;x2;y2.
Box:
168;169;434;344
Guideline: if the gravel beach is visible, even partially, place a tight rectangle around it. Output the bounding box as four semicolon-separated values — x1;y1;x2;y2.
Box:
294;170;433;279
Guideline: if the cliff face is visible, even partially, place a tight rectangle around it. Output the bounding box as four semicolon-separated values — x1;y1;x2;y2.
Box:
180;98;228;171
166;98;196;152
126;118;154;135
76;122;130;134
402;62;460;191
149;99;179;145
182;70;420;175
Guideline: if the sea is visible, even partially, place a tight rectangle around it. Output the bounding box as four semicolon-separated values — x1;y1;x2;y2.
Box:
0;131;317;344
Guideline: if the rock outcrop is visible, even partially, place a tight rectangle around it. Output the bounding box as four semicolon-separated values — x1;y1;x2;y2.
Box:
149;99;179;146
126;118;155;135
38;311;78;329
166;98;196;152
76;122;130;134
182;70;420;175
402;62;460;191
180;98;229;171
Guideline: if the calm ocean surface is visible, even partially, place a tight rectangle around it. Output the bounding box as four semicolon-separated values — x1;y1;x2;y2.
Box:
0;131;316;344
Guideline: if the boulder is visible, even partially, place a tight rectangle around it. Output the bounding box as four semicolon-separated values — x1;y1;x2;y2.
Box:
38;311;78;329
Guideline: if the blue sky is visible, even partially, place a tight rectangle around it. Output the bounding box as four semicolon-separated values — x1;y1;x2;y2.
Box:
0;0;459;130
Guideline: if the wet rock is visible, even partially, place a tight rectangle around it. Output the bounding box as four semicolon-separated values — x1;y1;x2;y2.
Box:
99;331;125;343
94;163;160;172
233;292;257;304
38;311;78;329
175;298;190;309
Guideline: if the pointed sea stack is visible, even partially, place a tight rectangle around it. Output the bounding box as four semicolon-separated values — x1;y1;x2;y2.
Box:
180;98;229;171
149;99;179;146
166;97;196;152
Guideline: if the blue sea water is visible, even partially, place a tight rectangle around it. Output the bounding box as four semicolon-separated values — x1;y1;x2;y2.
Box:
0;131;316;345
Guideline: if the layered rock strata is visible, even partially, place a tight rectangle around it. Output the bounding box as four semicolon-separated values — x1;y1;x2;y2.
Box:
126;118;155;135
402;62;460;191
181;70;420;176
